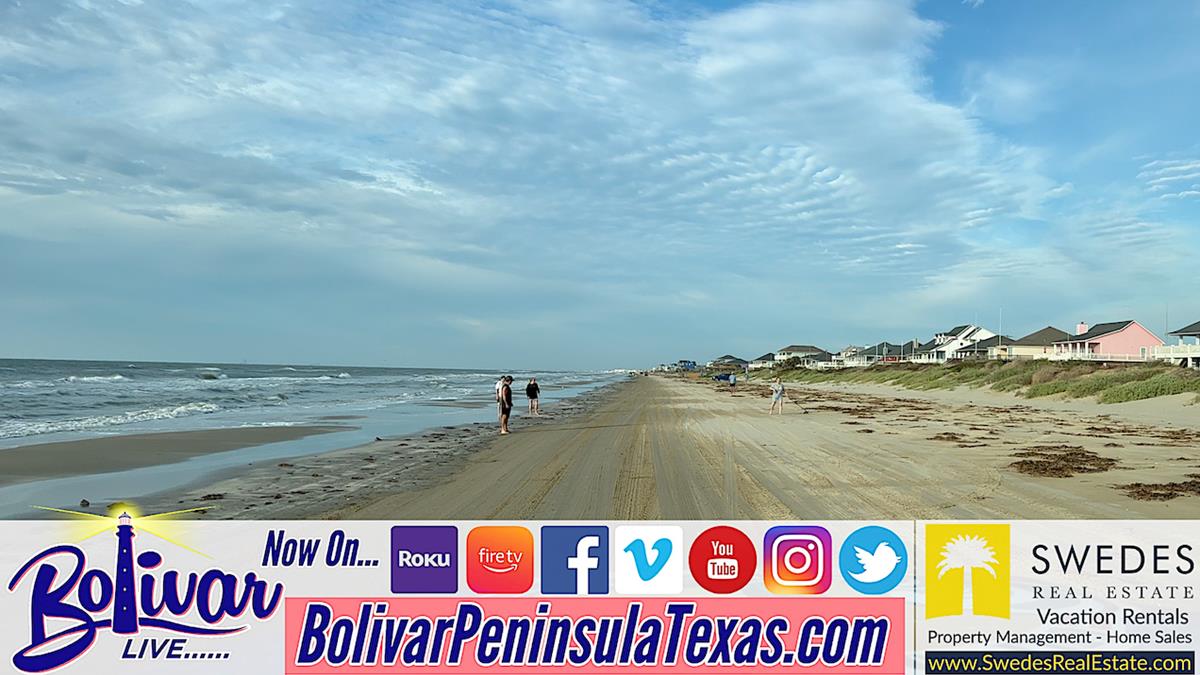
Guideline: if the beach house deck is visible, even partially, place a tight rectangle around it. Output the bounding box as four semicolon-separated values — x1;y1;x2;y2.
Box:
1154;320;1200;368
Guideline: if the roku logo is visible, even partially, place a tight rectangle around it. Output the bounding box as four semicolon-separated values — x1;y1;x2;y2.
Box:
395;551;452;568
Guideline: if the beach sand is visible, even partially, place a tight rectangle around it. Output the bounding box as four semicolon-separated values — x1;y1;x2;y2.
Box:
25;375;1200;519
0;426;350;488
323;375;1200;519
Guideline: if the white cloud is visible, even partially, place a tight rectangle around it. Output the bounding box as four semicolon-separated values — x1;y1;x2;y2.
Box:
0;0;1194;365
1140;158;1200;200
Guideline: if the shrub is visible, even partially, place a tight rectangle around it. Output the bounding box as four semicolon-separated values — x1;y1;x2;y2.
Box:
1097;371;1200;404
1024;380;1071;398
1064;366;1164;398
1029;366;1064;385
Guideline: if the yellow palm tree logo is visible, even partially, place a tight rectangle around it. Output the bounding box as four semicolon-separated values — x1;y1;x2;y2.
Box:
936;534;997;616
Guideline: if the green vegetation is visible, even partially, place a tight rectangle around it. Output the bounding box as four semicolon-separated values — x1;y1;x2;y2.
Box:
765;359;1200;404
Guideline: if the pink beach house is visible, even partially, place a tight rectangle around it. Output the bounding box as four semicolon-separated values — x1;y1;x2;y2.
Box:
1052;320;1164;361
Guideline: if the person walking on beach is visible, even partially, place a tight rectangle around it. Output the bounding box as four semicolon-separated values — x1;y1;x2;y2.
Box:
499;375;514;434
768;377;785;415
526;377;541;416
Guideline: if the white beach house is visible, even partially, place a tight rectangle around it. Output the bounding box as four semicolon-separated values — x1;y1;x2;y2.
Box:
911;325;996;363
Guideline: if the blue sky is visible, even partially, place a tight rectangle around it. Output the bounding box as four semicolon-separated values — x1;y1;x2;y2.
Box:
1;0;1197;370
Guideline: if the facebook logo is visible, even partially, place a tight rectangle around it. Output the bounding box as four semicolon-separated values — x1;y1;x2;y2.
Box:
540;526;609;594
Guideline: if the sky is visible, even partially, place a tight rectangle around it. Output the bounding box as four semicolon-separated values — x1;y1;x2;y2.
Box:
1;0;1198;370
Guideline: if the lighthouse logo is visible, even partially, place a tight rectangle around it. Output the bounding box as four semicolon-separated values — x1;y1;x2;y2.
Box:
7;511;283;673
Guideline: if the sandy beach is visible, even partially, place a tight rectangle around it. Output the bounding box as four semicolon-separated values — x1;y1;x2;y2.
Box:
100;373;1198;520
10;373;1198;520
0;426;350;487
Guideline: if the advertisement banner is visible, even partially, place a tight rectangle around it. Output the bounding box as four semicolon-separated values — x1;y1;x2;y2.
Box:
916;521;1197;675
1;518;913;674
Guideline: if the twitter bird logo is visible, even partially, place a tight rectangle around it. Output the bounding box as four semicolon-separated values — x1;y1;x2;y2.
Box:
839;527;907;594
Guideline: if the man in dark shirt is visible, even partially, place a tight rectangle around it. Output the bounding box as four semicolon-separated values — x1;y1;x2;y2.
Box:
499;375;514;434
525;377;540;416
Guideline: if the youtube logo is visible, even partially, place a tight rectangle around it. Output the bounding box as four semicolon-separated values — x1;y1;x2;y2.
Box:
688;526;756;594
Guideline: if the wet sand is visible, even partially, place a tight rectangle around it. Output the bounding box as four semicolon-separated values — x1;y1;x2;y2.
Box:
126;385;618;519
0;426;350;487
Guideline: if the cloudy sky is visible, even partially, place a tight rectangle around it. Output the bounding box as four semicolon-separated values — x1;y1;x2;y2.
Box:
1;0;1198;370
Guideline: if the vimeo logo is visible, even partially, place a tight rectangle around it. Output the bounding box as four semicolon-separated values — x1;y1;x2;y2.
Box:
614;525;683;594
541;526;609;594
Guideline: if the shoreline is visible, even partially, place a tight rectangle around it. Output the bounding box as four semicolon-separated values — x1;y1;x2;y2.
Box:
107;380;629;520
11;372;1200;520
0;425;351;488
1;375;626;519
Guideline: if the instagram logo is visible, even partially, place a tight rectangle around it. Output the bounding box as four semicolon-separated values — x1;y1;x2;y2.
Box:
763;525;832;594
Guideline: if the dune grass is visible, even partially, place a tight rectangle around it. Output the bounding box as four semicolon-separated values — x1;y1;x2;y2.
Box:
766;359;1200;404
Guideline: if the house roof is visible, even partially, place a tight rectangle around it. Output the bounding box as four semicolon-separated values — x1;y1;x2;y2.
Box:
1012;326;1070;346
957;335;1013;352
1170;320;1200;337
776;344;825;354
915;339;938;353
1053;320;1135;343
752;353;776;362
937;325;971;337
864;341;911;356
802;351;833;362
712;354;746;363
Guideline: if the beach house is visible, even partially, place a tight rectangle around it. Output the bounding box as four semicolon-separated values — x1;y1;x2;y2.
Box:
832;345;867;366
707;355;749;370
849;341;912;365
994;326;1070;360
911;325;996;363
774;345;827;363
956;335;1013;360
1155;320;1200;368
796;350;835;369
749;353;777;370
1051;321;1163;361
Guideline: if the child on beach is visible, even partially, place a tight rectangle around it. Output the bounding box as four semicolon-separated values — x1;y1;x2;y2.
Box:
768;377;785;414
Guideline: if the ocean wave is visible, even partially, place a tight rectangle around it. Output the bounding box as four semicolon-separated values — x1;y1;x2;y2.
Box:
313;373;352;381
2;380;51;390
63;375;129;383
0;401;221;439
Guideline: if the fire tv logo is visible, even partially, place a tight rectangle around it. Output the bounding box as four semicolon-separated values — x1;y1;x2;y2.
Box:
466;526;534;594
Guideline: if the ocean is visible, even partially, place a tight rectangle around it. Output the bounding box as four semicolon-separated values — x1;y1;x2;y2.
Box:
0;358;624;516
0;358;623;447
